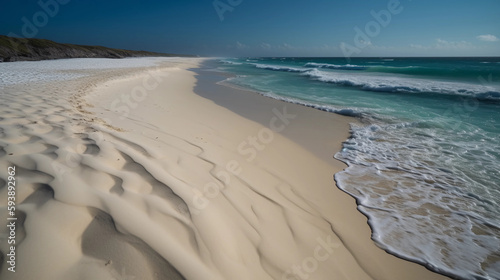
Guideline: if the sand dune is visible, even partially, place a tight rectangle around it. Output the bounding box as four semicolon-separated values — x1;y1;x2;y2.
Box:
0;58;450;279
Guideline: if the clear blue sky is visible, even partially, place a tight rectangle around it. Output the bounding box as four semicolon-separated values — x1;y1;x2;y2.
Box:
1;0;499;57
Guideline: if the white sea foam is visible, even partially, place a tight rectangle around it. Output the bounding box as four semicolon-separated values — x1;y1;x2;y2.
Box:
335;120;500;280
252;89;364;117
251;63;308;72
248;63;500;100
219;60;243;65
303;69;500;100
304;62;367;70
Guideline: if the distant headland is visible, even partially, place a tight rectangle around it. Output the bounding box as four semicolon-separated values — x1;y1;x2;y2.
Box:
0;35;194;62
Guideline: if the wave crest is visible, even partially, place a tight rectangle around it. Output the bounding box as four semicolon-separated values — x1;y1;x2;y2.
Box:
304;62;367;70
303;69;500;100
252;63;308;72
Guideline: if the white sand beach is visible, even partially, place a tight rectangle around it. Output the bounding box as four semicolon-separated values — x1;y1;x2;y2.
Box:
0;57;450;280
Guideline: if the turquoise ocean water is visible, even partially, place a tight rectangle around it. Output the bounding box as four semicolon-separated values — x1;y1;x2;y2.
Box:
215;57;500;280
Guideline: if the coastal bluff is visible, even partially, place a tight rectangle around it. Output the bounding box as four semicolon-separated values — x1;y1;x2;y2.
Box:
0;35;193;62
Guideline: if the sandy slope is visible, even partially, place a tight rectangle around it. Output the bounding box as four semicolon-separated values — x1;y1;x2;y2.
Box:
0;58;450;280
